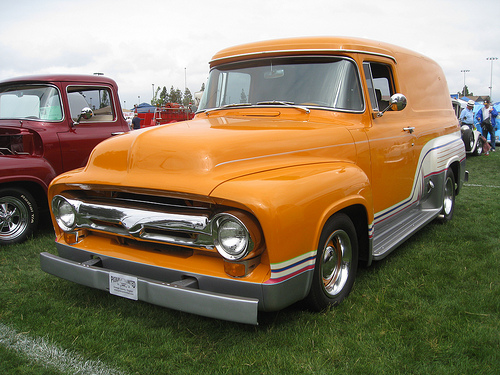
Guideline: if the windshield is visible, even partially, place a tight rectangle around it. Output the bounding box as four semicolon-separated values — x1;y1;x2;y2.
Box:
0;84;63;121
198;56;364;112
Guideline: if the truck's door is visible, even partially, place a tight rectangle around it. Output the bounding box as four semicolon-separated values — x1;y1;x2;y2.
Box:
363;61;417;217
57;84;128;171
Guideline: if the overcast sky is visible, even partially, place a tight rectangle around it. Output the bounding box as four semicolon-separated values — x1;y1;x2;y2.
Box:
1;0;499;109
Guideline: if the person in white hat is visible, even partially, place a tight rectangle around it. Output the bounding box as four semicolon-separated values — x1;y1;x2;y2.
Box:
459;100;475;129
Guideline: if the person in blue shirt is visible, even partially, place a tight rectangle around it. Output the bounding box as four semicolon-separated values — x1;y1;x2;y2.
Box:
131;113;142;130
476;99;497;152
459;100;475;129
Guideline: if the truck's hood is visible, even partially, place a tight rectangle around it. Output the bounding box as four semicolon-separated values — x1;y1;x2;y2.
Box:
72;116;357;196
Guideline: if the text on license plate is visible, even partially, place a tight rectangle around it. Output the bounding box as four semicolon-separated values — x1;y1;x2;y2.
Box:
109;272;138;300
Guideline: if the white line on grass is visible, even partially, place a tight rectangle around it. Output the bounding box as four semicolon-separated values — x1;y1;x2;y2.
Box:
0;323;125;375
464;183;500;188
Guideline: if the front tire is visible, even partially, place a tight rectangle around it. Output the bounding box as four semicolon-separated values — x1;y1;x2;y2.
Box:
0;188;38;245
305;213;358;311
462;128;474;151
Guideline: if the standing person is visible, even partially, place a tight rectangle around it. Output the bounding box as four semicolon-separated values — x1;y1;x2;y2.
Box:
476;99;497;152
132;112;142;130
459;100;475;129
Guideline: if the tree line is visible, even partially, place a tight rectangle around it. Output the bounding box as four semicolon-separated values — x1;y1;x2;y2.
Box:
151;86;193;107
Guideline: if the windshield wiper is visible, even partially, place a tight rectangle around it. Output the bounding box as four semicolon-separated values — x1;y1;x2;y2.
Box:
256;101;310;114
203;103;252;116
202;101;311;116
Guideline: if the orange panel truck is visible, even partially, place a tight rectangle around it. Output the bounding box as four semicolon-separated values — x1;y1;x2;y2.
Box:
41;37;466;324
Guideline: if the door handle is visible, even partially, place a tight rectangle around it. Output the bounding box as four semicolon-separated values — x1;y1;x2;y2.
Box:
403;127;415;134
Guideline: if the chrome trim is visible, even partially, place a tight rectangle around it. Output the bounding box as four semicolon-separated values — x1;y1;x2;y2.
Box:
54;195;214;249
212;213;253;260
40;252;259;325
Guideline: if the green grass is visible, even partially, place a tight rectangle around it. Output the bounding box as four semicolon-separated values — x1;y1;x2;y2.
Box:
1;152;499;374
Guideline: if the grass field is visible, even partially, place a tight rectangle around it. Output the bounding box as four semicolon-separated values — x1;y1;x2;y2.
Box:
1;151;499;374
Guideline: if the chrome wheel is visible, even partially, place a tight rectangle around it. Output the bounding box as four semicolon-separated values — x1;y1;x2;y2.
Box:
305;213;358;311
321;229;352;297
0;197;29;241
438;168;455;222
0;189;37;244
443;176;454;216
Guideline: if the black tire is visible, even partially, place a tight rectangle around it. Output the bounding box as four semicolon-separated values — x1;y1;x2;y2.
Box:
438;168;455;222
0;188;38;245
305;213;358;311
462;129;474;151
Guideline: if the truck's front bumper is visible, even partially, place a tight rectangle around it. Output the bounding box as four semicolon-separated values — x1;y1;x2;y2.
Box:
40;251;259;325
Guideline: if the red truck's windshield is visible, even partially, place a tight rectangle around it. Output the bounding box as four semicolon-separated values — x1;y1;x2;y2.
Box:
0;85;63;122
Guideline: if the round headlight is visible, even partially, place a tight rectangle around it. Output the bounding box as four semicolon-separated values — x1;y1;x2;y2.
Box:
214;215;250;260
52;196;76;232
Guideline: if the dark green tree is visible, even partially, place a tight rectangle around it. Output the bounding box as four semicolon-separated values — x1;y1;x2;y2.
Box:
169;86;183;104
183;88;193;106
459;85;473;97
159;86;168;105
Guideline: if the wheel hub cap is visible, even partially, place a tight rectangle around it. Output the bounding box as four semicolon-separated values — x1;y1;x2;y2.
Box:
321;229;352;297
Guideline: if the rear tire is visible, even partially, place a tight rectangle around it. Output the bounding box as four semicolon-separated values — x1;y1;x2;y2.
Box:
305;213;358;311
438;168;455;222
0;188;38;245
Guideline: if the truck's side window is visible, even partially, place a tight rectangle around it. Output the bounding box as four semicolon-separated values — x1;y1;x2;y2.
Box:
67;87;114;122
363;62;395;112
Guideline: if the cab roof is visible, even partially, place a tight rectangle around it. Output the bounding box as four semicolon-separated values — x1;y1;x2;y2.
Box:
210;36;424;67
0;74;117;86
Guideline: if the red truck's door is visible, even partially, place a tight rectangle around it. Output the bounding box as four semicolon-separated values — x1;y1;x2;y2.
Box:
57;85;128;171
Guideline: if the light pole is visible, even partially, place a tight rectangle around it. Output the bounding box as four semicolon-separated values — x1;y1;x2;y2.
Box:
460;69;470;96
486;57;498;100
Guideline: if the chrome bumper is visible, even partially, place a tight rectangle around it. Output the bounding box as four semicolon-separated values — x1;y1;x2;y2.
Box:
40;252;259;325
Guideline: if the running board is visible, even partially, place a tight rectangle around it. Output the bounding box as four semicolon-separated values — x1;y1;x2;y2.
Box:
372;208;440;260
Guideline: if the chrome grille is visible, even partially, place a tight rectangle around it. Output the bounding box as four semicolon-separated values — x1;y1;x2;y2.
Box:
60;191;216;249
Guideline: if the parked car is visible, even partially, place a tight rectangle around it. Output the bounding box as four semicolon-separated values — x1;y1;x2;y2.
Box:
0;75;130;244
41;37;467;324
461;125;483;155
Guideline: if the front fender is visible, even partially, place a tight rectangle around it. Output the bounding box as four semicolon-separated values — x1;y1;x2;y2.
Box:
0;156;57;191
210;162;373;265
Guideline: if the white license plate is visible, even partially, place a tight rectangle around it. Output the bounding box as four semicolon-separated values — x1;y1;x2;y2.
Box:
109;272;138;300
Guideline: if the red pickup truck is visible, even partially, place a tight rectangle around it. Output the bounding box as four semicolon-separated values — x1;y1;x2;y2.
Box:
0;74;130;244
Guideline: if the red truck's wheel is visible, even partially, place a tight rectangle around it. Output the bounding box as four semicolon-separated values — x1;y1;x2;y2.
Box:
0;188;38;245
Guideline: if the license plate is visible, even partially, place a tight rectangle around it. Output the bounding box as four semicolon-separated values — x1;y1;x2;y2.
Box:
109;272;138;300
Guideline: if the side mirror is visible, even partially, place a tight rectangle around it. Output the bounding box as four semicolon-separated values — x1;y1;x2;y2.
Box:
73;107;93;126
377;93;407;117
